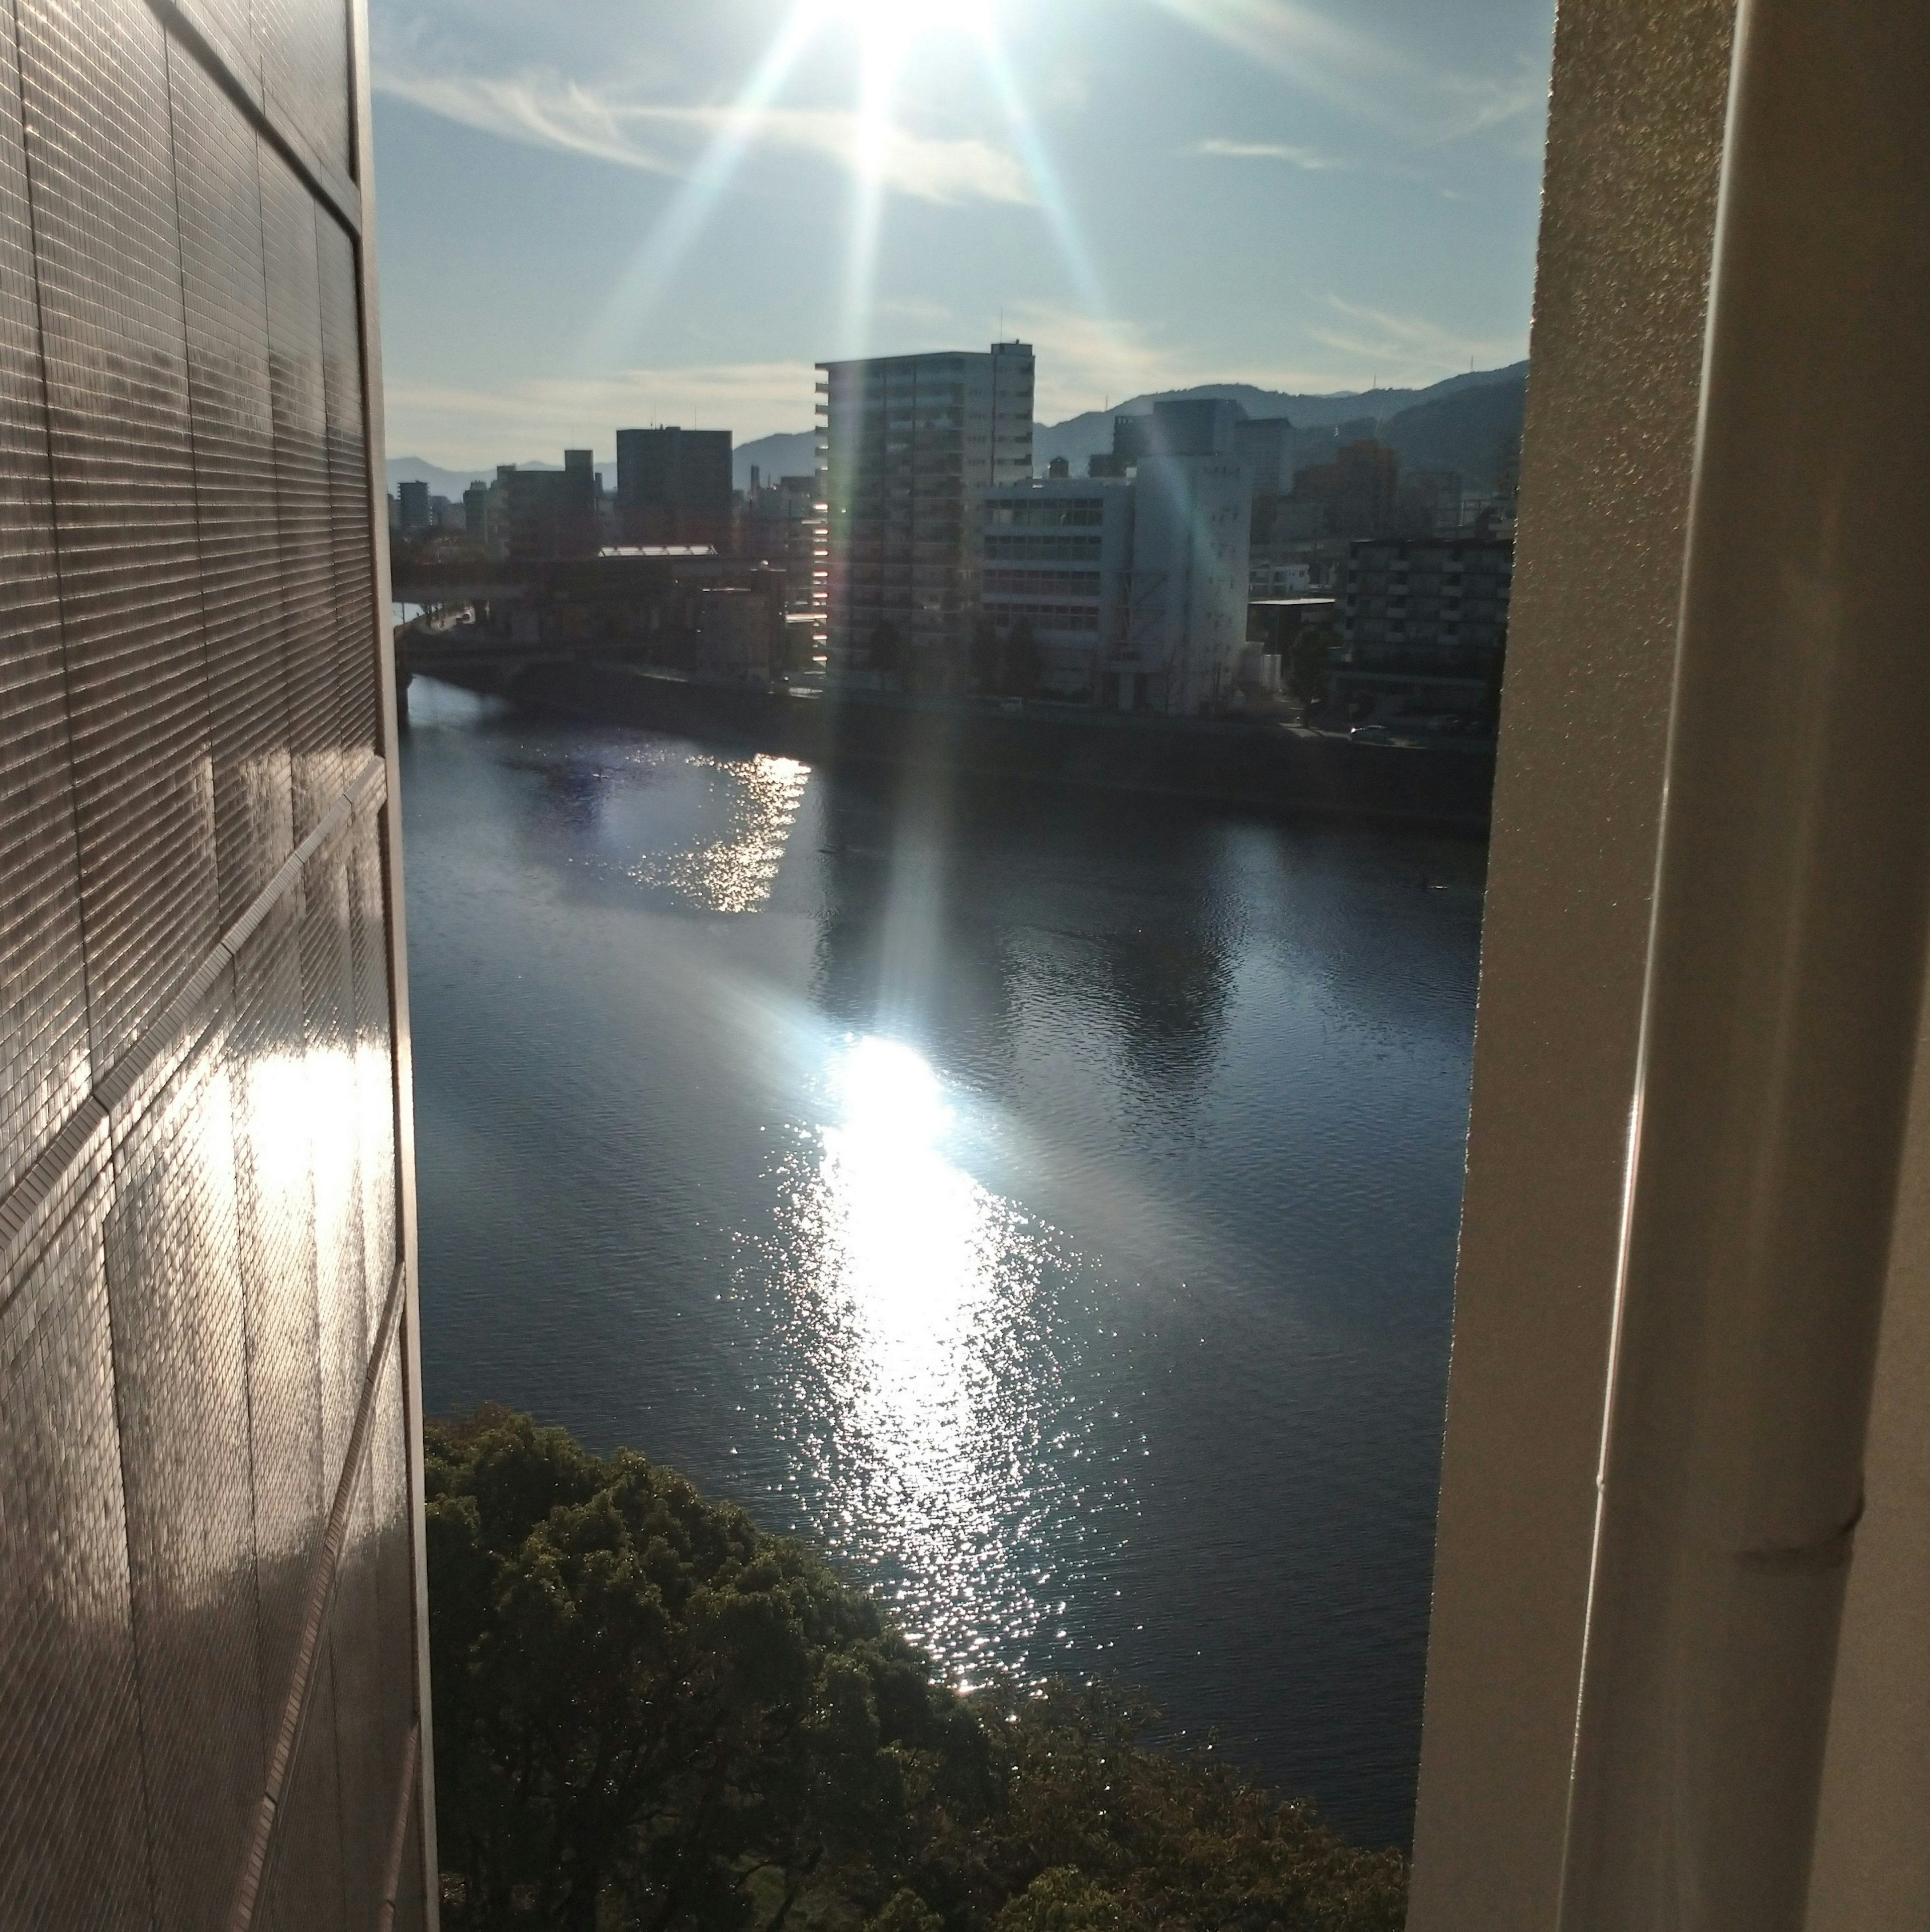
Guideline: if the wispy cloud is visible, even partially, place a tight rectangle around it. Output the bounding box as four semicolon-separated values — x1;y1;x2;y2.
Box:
373;63;1034;207
1149;0;1547;152
1306;296;1524;383
1187;137;1350;170
384;361;823;469
1433;62;1549;155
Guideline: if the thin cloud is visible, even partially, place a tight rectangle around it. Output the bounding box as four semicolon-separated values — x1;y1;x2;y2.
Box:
1188;137;1350;170
384;361;823;469
1307;296;1524;384
1149;0;1548;151
373;63;1034;207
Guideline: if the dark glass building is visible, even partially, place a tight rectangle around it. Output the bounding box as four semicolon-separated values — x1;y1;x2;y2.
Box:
615;425;734;550
0;0;432;1925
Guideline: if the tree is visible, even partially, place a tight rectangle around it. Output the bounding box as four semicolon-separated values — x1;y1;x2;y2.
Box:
1287;626;1335;713
426;1408;1408;1931
426;1409;988;1931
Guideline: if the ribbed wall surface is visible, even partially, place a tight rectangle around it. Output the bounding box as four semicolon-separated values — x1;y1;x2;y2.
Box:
0;1;426;1926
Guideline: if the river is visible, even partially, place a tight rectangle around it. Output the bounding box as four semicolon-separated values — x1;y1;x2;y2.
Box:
401;675;1485;1849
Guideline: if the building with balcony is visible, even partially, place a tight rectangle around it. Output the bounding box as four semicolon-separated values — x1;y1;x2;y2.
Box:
819;340;1035;685
1329;534;1513;720
742;469;826;616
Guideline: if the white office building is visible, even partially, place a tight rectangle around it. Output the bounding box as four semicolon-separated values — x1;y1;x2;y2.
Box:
979;478;1134;698
1112;449;1252;715
975;420;1252;715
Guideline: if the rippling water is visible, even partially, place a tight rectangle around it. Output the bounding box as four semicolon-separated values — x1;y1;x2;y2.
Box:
401;677;1485;1848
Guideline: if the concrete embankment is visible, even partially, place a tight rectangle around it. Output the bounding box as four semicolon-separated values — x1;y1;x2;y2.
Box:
429;658;1496;833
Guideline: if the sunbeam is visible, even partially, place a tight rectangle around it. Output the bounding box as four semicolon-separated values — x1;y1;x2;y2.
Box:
975;33;1118;341
580;7;822;370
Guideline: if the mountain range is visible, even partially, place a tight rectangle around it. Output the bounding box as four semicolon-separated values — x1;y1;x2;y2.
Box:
387;360;1528;502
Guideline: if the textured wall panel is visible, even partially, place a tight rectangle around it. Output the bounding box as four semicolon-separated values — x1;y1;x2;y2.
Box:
0;1146;152;1932
229;885;327;1754
16;0;219;1080
370;1333;417;1819
333;1447;388;1929
318;215;377;766
258;142;338;838
169;47;296;924
261;1643;350;1932
350;794;397;1335
0;0;90;1200
104;1008;268;1932
302;817;369;1486
393;1809;428;1932
254;0;351;180
0;7;424;1925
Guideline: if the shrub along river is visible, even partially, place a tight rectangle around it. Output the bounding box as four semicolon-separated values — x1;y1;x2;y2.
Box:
401;676;1484;1850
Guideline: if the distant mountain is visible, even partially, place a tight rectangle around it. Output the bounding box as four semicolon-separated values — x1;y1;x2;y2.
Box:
733;431;819;490
1378;377;1526;488
392;362;1527;502
1032;362;1528;478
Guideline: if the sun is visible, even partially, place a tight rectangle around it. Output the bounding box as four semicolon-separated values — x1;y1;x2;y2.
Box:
810;0;996;53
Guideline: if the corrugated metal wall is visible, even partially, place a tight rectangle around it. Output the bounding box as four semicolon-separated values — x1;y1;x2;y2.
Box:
0;0;427;1925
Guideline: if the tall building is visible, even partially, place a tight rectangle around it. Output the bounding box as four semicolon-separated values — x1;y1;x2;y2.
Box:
505;449;601;560
1232;415;1297;497
1289;437;1401;539
0;0;432;1926
742;471;826;612
616;426;733;549
397;476;431;532
820;340;1035;685
1115;444;1253;714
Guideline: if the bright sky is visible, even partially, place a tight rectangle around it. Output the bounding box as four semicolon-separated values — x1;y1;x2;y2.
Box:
370;0;1557;468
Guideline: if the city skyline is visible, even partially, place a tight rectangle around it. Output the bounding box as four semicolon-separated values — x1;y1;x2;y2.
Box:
371;0;1556;468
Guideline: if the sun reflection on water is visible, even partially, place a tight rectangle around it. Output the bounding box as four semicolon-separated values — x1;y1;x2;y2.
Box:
631;753;810;913
752;1036;1108;1684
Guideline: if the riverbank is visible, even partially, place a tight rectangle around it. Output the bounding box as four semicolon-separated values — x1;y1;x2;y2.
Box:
414;657;1495;832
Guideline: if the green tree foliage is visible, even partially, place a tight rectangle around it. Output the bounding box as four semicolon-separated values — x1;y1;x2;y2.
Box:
426;1408;1407;1932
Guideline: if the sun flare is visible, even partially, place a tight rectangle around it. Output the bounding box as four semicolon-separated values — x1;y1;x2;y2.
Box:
810;0;995;54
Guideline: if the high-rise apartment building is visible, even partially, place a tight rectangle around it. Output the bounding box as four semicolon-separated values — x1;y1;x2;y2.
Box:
397;477;431;532
820;340;1035;684
616;426;734;549
0;0;432;1926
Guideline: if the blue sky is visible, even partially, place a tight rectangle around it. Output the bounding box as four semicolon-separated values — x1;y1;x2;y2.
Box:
370;0;1556;467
